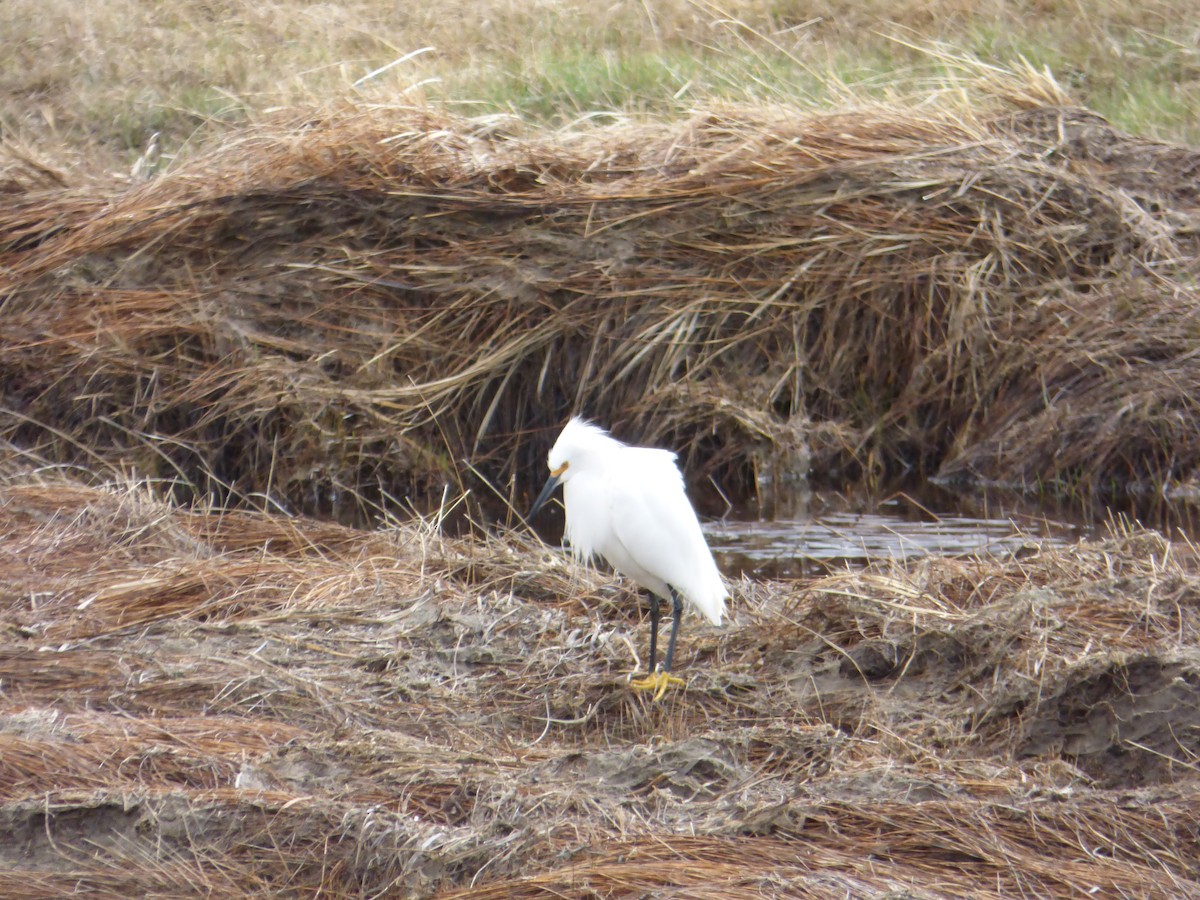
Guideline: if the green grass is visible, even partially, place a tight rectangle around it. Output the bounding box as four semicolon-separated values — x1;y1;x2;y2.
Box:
104;87;248;154
961;21;1199;140
455;49;700;121
447;45;842;122
2;0;1197;171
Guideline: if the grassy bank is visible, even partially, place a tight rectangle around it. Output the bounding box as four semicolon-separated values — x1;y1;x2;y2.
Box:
2;0;1198;174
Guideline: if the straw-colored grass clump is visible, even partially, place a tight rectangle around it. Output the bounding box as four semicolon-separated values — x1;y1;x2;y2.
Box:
0;468;1198;896
2;80;1198;519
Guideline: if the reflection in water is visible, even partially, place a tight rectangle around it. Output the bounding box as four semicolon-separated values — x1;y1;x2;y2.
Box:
704;487;1085;579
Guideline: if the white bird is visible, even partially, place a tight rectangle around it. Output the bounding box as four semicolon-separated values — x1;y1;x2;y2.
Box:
529;417;727;699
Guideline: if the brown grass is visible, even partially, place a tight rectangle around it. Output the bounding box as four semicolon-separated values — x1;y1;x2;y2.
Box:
0;468;1198;896
2;78;1198;519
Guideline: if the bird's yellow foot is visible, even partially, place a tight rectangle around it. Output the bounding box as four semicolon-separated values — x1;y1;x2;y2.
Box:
630;670;686;701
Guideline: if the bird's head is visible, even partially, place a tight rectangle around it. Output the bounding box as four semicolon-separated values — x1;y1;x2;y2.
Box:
528;417;621;517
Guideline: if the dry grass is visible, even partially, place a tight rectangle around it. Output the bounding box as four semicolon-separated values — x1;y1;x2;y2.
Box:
0;468;1198;896
2;77;1198;519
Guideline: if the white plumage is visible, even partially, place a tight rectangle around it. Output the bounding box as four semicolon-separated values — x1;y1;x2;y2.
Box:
529;417;727;696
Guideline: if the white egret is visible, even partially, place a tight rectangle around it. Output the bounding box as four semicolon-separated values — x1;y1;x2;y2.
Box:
529;417;727;699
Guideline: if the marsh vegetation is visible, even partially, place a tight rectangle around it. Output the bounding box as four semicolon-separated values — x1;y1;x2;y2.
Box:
1;1;1199;896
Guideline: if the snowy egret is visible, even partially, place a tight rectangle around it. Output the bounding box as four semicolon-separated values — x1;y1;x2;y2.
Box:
529;417;727;699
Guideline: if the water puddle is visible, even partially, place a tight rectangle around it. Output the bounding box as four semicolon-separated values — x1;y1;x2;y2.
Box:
705;487;1088;578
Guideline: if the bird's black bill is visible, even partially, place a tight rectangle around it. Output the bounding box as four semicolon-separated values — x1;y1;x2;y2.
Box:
528;473;562;519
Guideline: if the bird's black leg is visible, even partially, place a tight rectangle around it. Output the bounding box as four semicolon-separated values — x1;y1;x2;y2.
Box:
630;587;687;699
646;592;661;674
662;586;684;673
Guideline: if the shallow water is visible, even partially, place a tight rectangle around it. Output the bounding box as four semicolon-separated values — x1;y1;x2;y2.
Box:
704;486;1088;579
531;476;1200;580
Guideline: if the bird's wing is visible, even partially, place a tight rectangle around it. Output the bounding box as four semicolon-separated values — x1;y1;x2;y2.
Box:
604;449;726;623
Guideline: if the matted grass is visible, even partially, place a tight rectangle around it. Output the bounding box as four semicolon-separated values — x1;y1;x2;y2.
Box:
0;469;1197;895
2;72;1198;518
